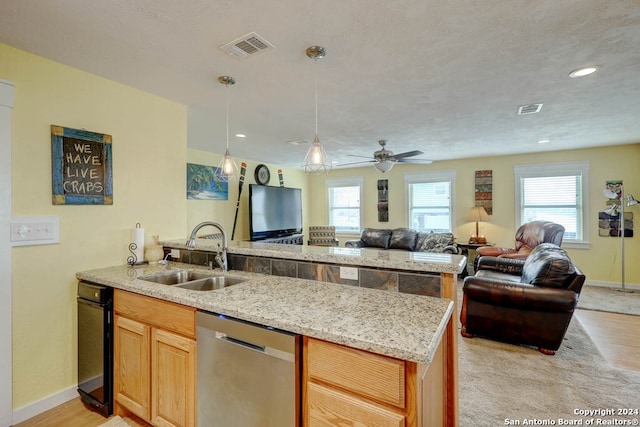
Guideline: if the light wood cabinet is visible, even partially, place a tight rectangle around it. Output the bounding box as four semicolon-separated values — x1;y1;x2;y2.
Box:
304;336;449;427
114;290;196;427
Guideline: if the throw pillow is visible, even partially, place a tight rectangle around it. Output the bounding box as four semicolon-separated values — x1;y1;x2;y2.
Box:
361;228;392;249
419;232;454;253
389;228;419;251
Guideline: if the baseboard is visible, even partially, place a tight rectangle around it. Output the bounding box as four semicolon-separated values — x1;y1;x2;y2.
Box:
12;385;78;424
585;279;640;291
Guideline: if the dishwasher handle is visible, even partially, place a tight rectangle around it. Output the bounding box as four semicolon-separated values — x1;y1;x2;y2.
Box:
216;331;266;353
214;331;295;363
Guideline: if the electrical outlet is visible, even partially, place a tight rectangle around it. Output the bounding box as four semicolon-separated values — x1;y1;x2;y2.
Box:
170;249;180;259
340;266;358;281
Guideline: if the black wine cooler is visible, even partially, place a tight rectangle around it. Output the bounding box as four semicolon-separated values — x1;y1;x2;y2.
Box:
77;281;113;417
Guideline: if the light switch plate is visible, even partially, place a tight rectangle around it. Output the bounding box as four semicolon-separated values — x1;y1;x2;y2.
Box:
10;216;60;246
340;266;359;281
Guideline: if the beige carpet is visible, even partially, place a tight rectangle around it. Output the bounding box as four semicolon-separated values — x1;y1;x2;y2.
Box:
578;285;640;316
458;316;640;425
98;416;131;427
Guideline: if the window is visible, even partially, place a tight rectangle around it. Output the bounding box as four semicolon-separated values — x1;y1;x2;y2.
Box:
405;171;456;233
514;162;589;245
326;177;363;233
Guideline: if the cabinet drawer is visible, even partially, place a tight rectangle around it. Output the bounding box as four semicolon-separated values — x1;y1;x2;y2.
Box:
114;289;196;339
306;337;405;409
307;382;404;427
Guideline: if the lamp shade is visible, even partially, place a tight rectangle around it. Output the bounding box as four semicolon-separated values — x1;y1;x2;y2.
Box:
465;206;489;222
374;161;394;173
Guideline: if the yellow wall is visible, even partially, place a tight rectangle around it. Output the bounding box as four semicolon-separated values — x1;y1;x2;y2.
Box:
186;148;309;242
307;144;640;286
1;44;188;408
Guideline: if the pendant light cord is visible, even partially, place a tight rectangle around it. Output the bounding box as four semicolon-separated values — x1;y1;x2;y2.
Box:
314;58;318;137
226;83;230;150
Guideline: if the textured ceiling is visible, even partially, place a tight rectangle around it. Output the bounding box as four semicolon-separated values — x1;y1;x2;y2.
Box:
1;0;639;169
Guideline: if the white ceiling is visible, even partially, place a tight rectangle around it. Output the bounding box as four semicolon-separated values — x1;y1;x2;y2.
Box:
1;0;639;169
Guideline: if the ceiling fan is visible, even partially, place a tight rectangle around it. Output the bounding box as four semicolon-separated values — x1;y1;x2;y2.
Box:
341;140;433;173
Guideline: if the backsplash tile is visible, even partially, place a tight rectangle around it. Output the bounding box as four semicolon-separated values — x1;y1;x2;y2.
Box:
173;250;441;296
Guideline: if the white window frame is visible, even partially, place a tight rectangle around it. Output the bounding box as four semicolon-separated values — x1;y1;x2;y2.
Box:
404;171;456;233
514;161;590;248
326;177;363;235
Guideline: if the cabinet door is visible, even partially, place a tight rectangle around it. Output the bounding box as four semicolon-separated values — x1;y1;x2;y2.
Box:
114;315;151;420
151;328;196;427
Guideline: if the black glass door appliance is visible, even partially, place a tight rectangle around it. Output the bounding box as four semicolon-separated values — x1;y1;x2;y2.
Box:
77;281;113;417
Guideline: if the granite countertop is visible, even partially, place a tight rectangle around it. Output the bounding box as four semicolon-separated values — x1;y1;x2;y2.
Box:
161;239;467;274
76;262;453;364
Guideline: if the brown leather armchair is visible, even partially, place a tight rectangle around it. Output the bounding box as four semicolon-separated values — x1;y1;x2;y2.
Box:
476;221;565;262
460;243;585;355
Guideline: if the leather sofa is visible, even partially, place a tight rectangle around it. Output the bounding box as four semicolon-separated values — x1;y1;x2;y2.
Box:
345;228;458;253
460;243;585;355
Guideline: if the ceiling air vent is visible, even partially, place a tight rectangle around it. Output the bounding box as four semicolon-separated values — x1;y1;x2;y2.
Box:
517;103;543;115
219;32;274;58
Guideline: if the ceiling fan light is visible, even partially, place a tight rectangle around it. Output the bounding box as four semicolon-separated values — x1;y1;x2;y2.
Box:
374;161;394;173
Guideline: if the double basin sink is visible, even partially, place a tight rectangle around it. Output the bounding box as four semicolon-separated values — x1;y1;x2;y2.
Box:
139;269;247;291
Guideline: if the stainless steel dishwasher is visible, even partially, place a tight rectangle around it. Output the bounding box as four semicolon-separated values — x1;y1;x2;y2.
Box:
196;311;301;427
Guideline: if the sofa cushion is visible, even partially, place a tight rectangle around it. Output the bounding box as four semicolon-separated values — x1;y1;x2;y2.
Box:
389;228;419;251
521;243;576;288
418;232;455;253
360;228;392;249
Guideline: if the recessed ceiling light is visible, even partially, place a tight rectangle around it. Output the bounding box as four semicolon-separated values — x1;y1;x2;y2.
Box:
235;134;246;138
569;67;597;78
537;139;550;144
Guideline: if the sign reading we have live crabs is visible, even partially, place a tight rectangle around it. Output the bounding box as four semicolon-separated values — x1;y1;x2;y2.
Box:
51;125;113;205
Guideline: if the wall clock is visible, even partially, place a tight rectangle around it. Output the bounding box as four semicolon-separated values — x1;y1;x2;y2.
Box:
254;164;271;185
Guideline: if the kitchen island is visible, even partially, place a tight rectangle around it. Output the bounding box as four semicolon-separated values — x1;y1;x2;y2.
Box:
78;242;463;426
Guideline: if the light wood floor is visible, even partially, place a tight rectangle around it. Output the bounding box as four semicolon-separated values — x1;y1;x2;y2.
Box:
574;308;640;371
14;309;640;426
13;400;150;427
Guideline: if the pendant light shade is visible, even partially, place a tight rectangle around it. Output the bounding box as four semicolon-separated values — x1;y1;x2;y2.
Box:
303;46;332;175
215;76;239;182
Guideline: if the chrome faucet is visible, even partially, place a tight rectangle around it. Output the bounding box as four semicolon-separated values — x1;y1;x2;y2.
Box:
186;221;228;271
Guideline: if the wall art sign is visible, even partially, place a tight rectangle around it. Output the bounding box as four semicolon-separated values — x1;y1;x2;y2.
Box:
377;179;389;222
474;169;493;215
51;125;113;205
186;163;229;200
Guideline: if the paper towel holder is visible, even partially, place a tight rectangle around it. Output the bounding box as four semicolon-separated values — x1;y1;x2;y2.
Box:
127;222;146;266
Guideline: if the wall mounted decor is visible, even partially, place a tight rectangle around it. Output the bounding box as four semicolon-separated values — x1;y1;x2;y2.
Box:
474;170;492;215
600;180;633;237
377;179;389;222
51;125;113;205
186;163;228;200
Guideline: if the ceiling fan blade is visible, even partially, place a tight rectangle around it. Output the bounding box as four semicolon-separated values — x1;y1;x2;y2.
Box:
347;154;375;159
337;160;376;167
389;150;424;160
397;158;433;164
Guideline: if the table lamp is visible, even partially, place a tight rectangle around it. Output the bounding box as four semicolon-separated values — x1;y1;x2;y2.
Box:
466;206;489;244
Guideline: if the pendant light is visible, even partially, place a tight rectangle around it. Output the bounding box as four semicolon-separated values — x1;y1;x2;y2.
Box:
215;75;239;182
303;46;332;174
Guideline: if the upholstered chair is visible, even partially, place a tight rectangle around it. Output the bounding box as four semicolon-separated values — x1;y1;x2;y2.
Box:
476;221;565;262
308;226;339;246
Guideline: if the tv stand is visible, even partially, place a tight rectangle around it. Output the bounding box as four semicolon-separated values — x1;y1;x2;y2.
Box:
258;234;304;245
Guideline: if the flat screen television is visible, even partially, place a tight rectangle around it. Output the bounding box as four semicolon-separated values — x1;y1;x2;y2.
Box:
249;184;303;241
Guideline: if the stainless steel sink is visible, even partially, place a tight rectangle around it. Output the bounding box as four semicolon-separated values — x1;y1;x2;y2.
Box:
139;270;219;285
139;270;247;290
176;275;246;291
